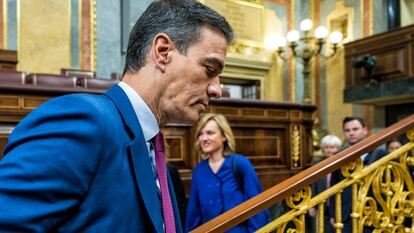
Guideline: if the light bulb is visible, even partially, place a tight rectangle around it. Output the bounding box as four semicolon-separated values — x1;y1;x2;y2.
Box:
314;26;328;39
329;31;343;44
300;19;313;31
286;30;300;42
275;36;287;48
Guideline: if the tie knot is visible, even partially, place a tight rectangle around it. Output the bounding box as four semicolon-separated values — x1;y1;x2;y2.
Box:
153;132;164;152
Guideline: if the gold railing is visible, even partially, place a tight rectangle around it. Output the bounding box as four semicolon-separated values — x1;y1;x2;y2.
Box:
190;114;414;233
259;130;414;232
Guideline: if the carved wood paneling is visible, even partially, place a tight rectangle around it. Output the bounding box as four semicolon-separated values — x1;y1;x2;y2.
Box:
22;97;48;109
161;100;315;194
345;24;414;87
0;95;20;108
0;50;18;70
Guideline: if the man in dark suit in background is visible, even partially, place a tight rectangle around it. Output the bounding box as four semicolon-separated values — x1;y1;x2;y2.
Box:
330;117;387;232
168;163;188;227
0;0;233;232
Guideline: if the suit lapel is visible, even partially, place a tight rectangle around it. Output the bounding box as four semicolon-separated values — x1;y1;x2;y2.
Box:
105;85;163;233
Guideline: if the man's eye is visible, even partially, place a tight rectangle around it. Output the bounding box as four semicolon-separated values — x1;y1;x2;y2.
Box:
205;66;216;77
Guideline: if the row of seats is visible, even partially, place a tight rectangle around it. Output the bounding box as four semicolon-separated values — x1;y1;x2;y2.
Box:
0;69;120;90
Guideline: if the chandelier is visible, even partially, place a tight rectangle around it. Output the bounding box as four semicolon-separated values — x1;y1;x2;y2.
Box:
275;19;343;104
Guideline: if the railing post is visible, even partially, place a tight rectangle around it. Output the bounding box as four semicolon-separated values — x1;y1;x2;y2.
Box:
351;182;359;233
334;191;343;233
317;202;325;233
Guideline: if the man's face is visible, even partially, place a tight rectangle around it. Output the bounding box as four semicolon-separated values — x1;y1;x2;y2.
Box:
387;141;402;153
343;119;368;145
160;27;227;124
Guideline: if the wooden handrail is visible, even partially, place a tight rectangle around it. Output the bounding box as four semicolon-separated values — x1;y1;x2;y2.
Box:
190;114;414;233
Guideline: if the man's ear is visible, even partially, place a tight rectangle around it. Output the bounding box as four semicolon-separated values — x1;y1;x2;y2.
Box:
151;33;174;72
363;127;368;137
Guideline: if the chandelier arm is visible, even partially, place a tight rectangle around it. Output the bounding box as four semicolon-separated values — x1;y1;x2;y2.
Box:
314;39;325;55
319;44;339;59
276;49;291;61
288;42;298;57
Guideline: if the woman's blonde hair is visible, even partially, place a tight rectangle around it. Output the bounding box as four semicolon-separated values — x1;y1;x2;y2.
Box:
194;113;235;159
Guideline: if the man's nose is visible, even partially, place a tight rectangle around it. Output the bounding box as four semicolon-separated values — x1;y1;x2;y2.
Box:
207;77;222;98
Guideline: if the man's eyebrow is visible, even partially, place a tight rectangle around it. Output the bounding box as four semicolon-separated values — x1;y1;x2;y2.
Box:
205;57;224;71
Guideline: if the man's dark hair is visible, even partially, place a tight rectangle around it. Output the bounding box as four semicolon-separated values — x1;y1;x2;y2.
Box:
343;116;366;128
123;0;234;75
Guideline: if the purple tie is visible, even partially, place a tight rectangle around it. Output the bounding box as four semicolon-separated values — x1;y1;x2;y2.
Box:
153;132;176;233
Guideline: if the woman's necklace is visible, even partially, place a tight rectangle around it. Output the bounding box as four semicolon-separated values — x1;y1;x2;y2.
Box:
209;155;224;174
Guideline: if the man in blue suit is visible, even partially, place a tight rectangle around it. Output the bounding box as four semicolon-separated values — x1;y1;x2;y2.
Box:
0;0;233;232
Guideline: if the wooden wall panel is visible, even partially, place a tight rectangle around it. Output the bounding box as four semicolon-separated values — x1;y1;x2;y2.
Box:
161;104;315;194
345;24;414;87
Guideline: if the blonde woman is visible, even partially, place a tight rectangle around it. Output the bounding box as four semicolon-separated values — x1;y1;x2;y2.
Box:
185;113;269;232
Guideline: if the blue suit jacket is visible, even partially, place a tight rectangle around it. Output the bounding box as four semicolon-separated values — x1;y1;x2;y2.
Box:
0;85;183;233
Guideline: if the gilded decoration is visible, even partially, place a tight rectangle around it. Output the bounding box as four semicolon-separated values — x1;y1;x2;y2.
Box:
257;128;414;232
291;125;301;167
311;118;326;158
407;129;414;141
286;186;312;210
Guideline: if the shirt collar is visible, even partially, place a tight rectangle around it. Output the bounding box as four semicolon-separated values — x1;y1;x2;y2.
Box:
117;82;159;141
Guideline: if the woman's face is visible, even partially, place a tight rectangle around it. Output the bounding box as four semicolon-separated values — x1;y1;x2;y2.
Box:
198;120;226;156
322;145;340;158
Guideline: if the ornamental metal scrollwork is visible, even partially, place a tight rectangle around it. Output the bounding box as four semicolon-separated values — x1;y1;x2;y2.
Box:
341;157;363;178
406;128;414;141
355;161;414;232
285;186;312;210
277;217;304;233
278;188;310;233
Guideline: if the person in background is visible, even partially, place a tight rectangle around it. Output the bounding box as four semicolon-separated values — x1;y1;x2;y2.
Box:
185;113;270;232
0;0;234;232
386;137;412;181
330;116;387;232
320;135;343;159
168;163;188;228
308;134;342;233
386;138;402;153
